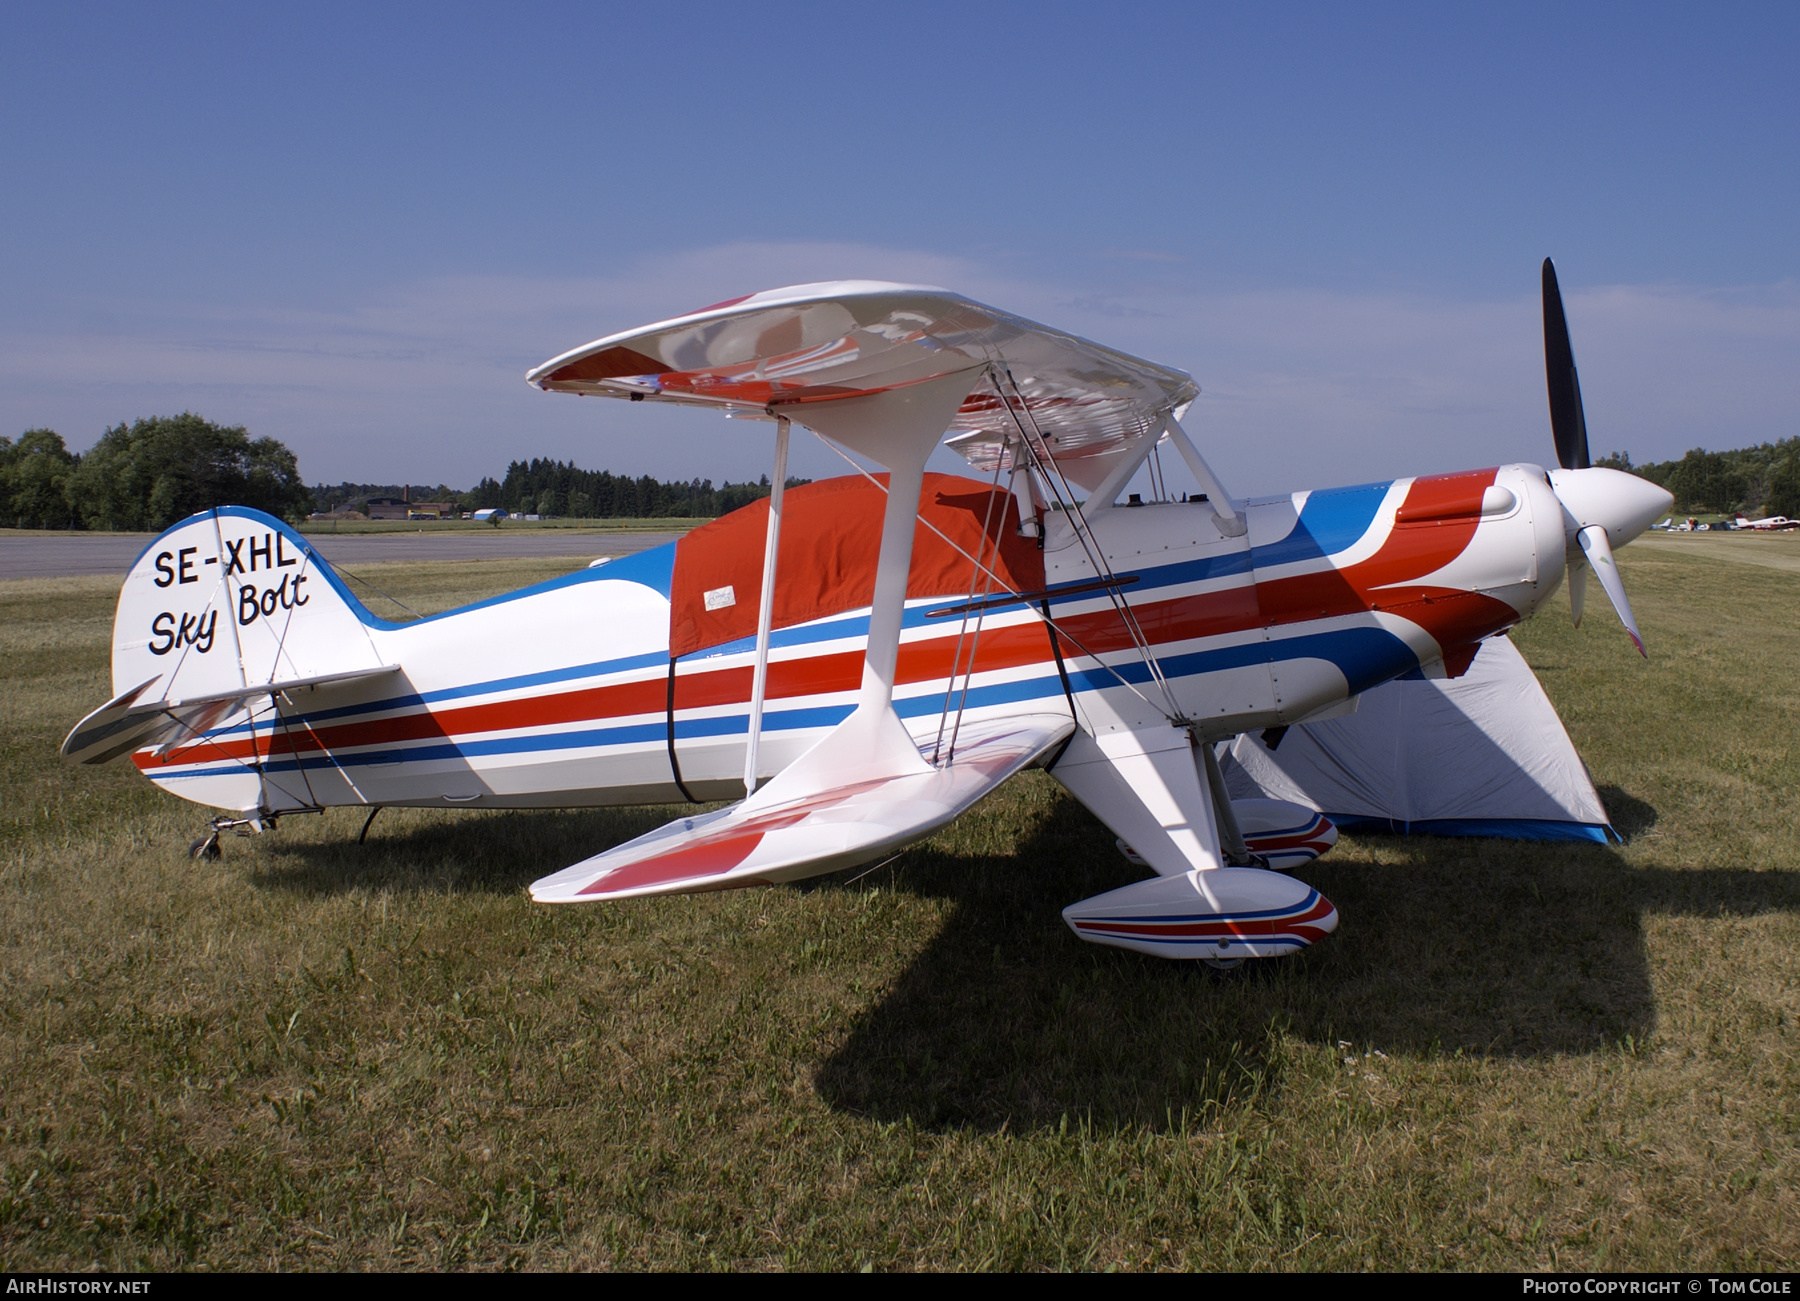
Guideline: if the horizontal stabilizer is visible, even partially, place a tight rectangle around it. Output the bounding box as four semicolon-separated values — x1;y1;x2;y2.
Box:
61;663;399;766
168;664;401;710
530;712;1074;903
58;676;167;766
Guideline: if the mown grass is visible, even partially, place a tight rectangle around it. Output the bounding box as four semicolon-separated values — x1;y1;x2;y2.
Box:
0;539;1797;1270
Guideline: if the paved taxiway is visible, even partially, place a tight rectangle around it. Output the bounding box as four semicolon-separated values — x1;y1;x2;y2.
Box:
0;529;686;580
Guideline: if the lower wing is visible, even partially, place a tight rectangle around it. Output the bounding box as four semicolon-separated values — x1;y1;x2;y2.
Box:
530;712;1074;902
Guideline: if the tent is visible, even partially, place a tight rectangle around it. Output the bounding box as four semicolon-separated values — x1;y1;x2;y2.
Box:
1218;635;1615;843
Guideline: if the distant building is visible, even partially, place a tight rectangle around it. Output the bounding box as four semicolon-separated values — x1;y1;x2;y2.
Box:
472;508;507;522
365;496;455;520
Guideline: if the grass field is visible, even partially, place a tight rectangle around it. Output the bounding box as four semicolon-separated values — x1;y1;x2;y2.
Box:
1;537;1796;1270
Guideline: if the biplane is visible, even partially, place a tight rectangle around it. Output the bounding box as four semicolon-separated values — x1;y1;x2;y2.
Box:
63;261;1672;966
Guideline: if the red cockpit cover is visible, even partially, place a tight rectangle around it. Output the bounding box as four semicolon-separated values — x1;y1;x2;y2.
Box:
669;474;1045;658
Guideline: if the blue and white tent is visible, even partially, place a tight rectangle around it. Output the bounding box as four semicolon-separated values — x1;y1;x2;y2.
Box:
1220;635;1615;843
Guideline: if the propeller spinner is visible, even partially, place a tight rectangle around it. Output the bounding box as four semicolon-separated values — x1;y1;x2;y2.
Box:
1540;258;1673;657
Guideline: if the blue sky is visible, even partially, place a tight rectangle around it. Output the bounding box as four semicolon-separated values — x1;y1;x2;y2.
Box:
3;2;1796;496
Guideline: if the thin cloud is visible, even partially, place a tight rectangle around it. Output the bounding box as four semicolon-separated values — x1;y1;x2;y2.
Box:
3;244;1795;495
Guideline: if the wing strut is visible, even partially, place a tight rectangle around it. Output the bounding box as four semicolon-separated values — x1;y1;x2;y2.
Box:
1162;413;1246;536
742;414;790;795
731;368;984;803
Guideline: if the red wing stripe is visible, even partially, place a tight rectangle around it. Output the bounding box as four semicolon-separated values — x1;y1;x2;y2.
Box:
579;831;766;894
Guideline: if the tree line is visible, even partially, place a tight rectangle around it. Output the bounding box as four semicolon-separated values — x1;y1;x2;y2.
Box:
0;414;810;531
0;414;311;531
460;458;808;520
1599;437;1800;517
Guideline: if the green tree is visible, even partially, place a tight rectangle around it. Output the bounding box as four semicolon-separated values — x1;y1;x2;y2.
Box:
1766;454;1800;519
1658;448;1749;514
1626;439;1800;515
487;456;807;520
67;413;312;531
0;430;80;529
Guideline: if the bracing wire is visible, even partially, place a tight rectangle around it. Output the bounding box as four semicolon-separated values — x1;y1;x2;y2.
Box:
255;554;340;812
841;850;906;888
271;704;323;811
335;567;422;621
290;701;371;805
931;448;1008;765
236;696;318;812
988;366;1181;719
807;428;1169;716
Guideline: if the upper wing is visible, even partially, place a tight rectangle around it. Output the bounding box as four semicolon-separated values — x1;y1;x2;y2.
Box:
529;712;1074;903
527;281;1196;490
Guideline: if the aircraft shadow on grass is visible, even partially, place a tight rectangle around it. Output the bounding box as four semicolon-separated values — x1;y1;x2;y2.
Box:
257;786;1797;1134
805;791;1800;1131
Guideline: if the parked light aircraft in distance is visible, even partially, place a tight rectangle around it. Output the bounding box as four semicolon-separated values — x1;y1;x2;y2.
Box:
1736;513;1798;531
63;260;1673;967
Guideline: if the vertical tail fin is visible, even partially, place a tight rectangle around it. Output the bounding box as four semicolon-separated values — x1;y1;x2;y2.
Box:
110;506;387;706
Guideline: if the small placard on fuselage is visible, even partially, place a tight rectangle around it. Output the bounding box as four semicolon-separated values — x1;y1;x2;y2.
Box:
703;585;736;611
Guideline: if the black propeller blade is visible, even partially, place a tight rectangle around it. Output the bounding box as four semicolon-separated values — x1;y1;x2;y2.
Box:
1542;257;1590;470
